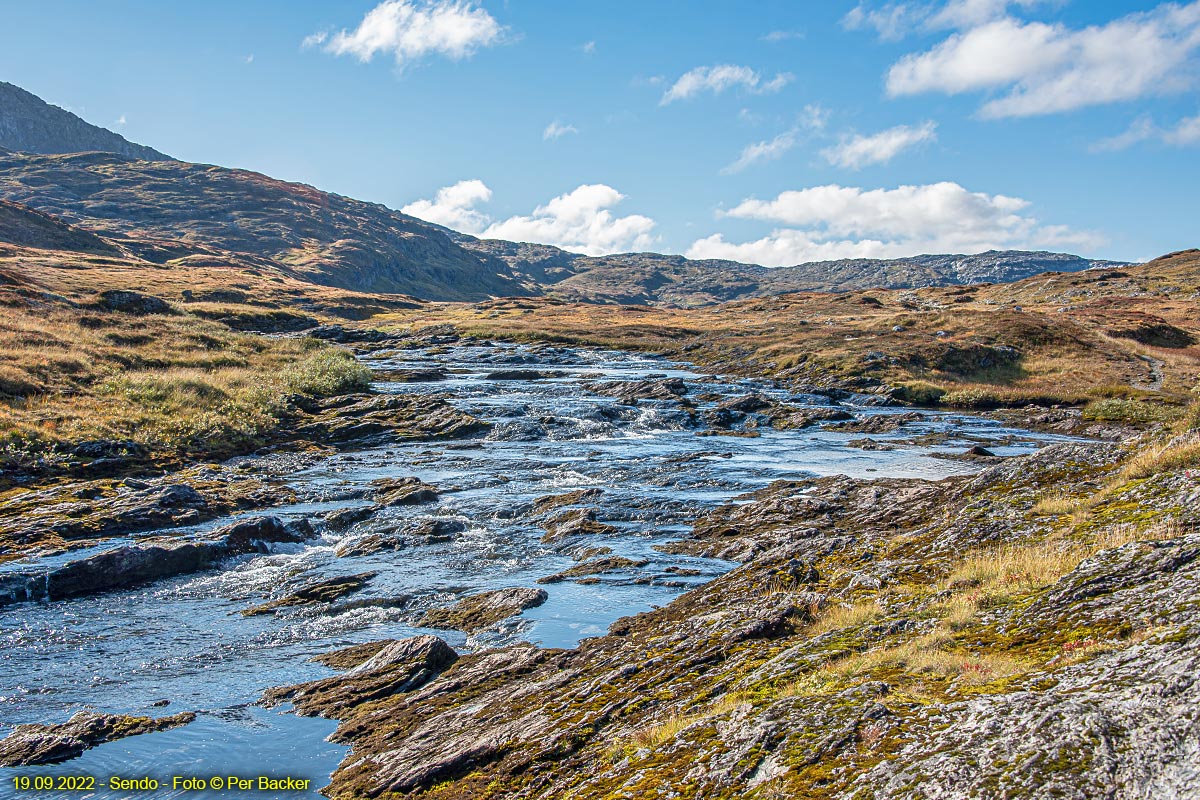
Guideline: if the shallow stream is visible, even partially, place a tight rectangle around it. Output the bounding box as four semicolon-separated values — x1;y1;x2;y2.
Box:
0;342;1073;797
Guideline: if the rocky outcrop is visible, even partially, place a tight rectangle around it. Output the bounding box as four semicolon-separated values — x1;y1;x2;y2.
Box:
372;477;439;506
584;377;689;405
0;516;311;605
418;587;549;633
293;393;488;443
262;635;458;717
0;482;212;547
0;711;194;766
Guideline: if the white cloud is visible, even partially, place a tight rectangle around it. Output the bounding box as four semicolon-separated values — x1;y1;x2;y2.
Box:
723;130;801;175
483;185;657;255
722;105;829;174
660;64;793;105
309;0;505;68
1092;112;1200;150
401;179;493;232
685;182;1101;265
543;120;579;140
842;2;925;41
403;181;657;254
821;120;937;169
843;1;1052;40
762;30;805;42
1164;113;1200;145
927;0;1048;29
887;2;1200;118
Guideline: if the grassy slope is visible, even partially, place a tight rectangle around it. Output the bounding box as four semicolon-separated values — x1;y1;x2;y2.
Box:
0;240;404;471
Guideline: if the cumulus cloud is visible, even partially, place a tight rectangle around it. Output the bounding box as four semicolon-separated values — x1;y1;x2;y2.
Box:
401;179;493;232
660;64;793;105
307;0;505;69
685;182;1100;266
821;121;937;169
483;185;657;255
543;120;579;140
1092;112;1200;150
403;181;657;254
722;105;828;174
887;2;1200;117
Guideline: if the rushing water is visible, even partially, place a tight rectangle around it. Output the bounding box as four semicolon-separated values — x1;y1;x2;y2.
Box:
0;342;1073;797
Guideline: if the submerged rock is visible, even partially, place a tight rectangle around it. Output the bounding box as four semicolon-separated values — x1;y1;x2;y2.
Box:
418;587;549;633
0;711;195;766
484;369;567;381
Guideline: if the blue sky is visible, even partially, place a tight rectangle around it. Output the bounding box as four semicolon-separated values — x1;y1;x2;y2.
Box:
1;0;1197;263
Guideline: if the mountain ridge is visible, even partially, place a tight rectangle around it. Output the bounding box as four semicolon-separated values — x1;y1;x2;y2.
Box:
0;81;169;161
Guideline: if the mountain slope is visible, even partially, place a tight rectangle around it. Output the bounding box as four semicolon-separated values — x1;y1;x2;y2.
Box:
0;82;169;160
0;149;528;301
0;198;120;255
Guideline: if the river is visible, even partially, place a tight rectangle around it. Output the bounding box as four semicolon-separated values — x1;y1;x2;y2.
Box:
0;341;1072;797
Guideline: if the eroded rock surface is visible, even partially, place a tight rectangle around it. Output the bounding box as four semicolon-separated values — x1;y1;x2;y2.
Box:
0;711;195;766
418;587;549;633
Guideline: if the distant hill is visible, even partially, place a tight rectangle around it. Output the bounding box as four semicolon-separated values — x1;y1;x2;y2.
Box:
0;197;121;255
0;81;169;161
457;236;1126;306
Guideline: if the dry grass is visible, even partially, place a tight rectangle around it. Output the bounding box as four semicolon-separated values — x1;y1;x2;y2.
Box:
0;250;378;463
808;600;883;636
1030;493;1079;517
1119;432;1200;480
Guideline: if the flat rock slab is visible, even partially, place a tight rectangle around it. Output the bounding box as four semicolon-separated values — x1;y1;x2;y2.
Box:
0;711;195;766
418;587;549;633
537;556;649;584
242;572;376;616
0;516;311;606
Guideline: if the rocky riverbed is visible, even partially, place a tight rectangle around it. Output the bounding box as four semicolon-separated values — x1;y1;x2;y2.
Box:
2;334;1177;799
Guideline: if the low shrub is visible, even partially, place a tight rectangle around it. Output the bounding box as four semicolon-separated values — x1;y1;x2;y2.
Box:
282;348;372;397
